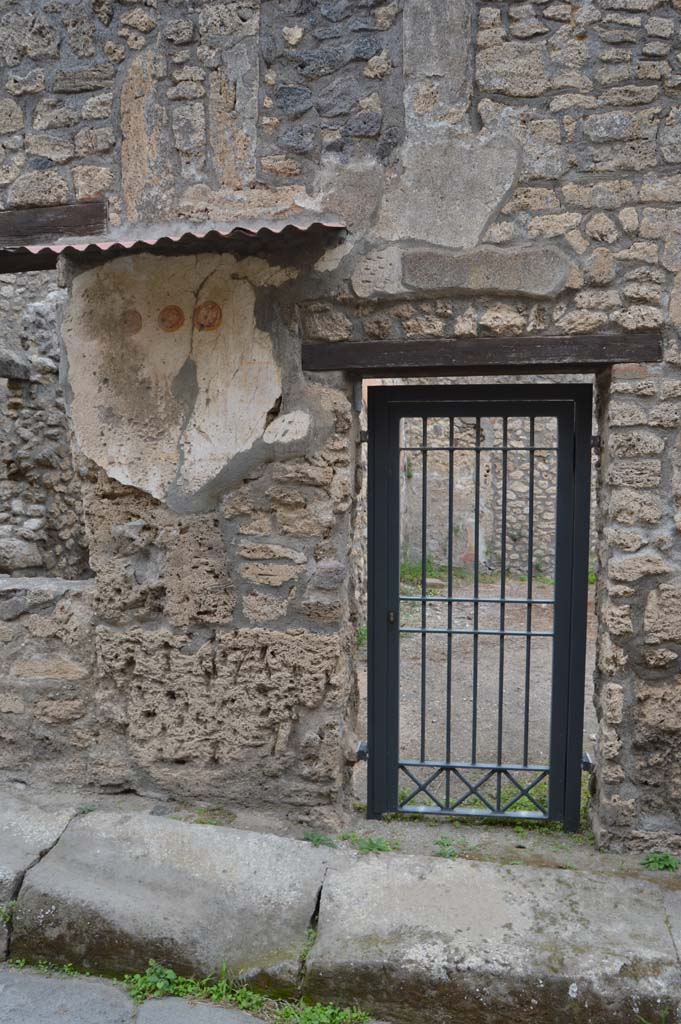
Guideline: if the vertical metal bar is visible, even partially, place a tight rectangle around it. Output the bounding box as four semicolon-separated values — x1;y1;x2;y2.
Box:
420;417;428;764
523;417;535;767
367;390;401;818
548;408;576;822
496;417;509;811
472;417;481;765
563;387;593;831
445;417;454;807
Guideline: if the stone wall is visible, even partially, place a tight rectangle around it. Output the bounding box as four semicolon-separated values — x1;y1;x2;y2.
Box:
0;271;88;578
1;0;681;846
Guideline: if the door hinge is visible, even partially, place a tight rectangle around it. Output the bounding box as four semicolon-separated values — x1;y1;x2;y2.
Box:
356;740;368;762
360;430;369;443
591;435;601;452
582;751;594;774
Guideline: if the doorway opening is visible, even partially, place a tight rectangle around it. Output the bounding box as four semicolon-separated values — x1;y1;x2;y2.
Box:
355;381;596;832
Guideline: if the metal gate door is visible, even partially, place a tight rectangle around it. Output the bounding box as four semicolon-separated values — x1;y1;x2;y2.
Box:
367;384;592;830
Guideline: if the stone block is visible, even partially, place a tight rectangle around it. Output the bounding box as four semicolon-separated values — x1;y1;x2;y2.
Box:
304;855;681;1024
476;41;550;96
12;813;340;992
0;794;75;959
8;171;70;208
402;245;570;298
0;968;134;1023
645;583;681;643
608;553;670;582
53;64;116;93
0;98;23;134
376;134;518;249
607;460;661;489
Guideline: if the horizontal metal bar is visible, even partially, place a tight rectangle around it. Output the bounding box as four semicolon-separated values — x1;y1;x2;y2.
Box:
400;626;554;638
399;595;555;606
401;760;550;772
400;445;557;454
395;804;549;821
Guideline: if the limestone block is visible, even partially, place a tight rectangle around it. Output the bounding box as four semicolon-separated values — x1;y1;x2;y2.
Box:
303;308;352;340
608;553;670;582
598;634;628;676
239;562;303;587
609;488;663;524
62;255;285;508
0;533;43;572
376;134;519;249
304;855;681;1024
602;682;624;725
610;431;665;457
403;0;473;114
8;170;70;208
645;583;681;643
607;460;661;489
635;683;681;741
476;41;550;97
95;626;348;774
12;812;339;991
401;245;570;299
0;98;23;134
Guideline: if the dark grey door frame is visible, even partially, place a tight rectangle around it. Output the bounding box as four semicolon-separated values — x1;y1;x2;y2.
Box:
367;383;593;831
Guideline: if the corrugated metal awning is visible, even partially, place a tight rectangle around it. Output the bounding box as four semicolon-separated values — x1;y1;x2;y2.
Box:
0;215;346;274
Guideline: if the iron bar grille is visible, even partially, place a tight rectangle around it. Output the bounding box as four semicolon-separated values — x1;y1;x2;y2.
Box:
396;413;558;820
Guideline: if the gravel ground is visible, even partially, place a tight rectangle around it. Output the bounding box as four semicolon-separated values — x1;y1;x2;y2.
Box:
352;578;597;812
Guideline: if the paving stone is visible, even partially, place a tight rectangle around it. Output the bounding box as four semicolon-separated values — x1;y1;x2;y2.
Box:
303;855;681;1024
0;967;133;1024
137;998;262;1024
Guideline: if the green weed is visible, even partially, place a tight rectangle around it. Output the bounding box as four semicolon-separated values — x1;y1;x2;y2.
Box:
277;1002;370;1024
355;624;368;649
303;830;337;849
123;961;266;1009
0;900;16;926
641;852;680;872
340;832;399;854
434;836;458;860
123;961;368;1023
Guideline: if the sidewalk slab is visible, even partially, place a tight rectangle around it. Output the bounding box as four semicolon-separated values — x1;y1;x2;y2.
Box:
12;811;339;995
304;854;681;1024
137;998;264;1024
0;795;75;959
0;966;134;1023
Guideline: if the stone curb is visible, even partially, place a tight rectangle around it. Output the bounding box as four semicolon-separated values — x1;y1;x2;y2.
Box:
3;799;681;1024
10;810;342;997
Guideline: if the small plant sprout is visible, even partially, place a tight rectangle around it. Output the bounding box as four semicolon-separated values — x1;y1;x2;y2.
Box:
122;960;368;1022
0;900;16;926
434;836;458;860
340;832;399;854
641;852;680;872
303;830;337;849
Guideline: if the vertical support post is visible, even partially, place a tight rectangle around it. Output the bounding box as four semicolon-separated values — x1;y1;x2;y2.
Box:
367;390;401;818
563;389;593;831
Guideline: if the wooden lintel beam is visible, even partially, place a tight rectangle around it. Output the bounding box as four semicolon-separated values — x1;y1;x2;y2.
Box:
0;200;107;249
302;333;663;375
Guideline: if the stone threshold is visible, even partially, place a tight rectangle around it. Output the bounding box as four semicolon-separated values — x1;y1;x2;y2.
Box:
1;792;680;1024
